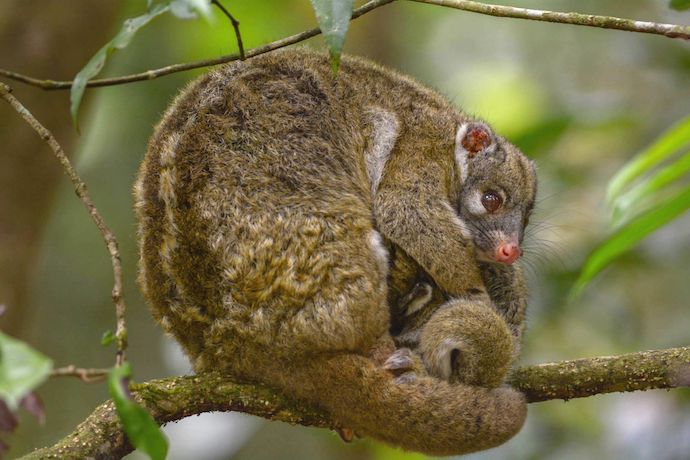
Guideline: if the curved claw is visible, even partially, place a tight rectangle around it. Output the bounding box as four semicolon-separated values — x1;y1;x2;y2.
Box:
395;371;418;385
382;348;416;372
335;427;355;443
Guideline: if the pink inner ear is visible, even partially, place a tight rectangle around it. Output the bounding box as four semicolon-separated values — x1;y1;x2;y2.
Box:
461;125;492;158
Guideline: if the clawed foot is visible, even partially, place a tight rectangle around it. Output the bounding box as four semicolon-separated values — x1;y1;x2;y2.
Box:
335;427;355;443
382;347;415;371
382;348;424;384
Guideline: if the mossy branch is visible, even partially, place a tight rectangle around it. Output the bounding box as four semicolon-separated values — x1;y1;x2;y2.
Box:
23;346;690;459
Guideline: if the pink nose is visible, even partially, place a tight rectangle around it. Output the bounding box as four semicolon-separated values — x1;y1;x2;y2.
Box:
495;242;521;264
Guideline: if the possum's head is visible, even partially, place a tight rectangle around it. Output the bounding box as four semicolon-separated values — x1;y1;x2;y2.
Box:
453;121;537;265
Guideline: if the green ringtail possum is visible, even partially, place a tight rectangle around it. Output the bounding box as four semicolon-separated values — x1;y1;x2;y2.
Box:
388;240;531;388
383;123;535;386
135;48;536;456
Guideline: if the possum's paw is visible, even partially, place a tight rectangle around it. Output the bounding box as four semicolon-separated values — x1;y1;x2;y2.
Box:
382;348;426;382
382;348;416;371
394;371;418;385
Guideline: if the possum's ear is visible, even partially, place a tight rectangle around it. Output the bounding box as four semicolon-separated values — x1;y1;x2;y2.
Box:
454;121;496;182
455;122;495;159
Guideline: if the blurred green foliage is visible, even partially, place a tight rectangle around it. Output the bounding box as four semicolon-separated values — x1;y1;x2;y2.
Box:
574;115;690;296
71;0;214;127
0;332;51;410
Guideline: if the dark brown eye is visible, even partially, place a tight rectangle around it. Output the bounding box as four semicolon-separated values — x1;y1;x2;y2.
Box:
481;191;503;212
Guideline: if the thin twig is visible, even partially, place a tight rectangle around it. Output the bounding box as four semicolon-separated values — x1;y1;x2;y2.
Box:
0;0;393;90
0;83;128;366
0;0;688;92
50;365;109;383
23;346;690;459
212;0;245;60
409;0;690;40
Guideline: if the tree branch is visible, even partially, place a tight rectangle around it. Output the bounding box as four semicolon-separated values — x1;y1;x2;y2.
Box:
0;83;128;365
22;346;690;459
1;0;688;92
410;0;690;40
0;0;395;90
510;346;690;402
50;366;109;383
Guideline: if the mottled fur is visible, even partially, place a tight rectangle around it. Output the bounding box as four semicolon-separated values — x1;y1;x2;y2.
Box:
135;49;528;455
389;251;529;386
374;116;535;386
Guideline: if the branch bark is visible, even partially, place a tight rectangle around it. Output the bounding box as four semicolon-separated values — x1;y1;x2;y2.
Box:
1;0;688;91
22;346;690;459
411;0;690;40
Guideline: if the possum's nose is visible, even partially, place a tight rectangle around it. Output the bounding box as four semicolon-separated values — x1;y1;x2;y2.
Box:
495;242;521;264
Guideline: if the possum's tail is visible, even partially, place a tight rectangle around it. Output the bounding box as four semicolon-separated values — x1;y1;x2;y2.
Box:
272;353;526;456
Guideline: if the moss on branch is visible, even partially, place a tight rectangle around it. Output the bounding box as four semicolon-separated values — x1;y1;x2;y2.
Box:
23;346;690;459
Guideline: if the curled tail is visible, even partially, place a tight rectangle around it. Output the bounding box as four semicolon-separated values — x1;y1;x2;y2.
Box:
272;353;526;456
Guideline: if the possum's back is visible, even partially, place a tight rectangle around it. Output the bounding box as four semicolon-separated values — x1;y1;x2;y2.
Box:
134;50;397;364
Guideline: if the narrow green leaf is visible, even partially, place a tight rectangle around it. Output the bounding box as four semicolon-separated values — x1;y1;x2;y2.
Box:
573;185;690;296
70;3;170;128
612;150;690;226
109;363;168;460
170;0;213;20
0;332;52;410
309;0;355;74
606;115;690;204
670;0;690;11
101;330;116;347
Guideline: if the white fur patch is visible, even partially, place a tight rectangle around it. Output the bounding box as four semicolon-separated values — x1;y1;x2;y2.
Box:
454;123;470;183
436;338;461;380
404;286;432;316
158;133;180;168
463;189;486;216
364;108;399;197
368;230;389;268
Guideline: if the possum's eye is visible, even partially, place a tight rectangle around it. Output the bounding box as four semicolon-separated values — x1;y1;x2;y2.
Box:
481;191;503;212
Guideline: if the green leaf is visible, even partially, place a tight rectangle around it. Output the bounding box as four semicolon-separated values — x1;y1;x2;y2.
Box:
573;185;690;297
0;332;52;410
612;150;690;226
170;0;213;20
309;0;355;74
101;330;116;347
109;363;168;460
70;3;170;128
606;115;690;204
670;0;690;11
